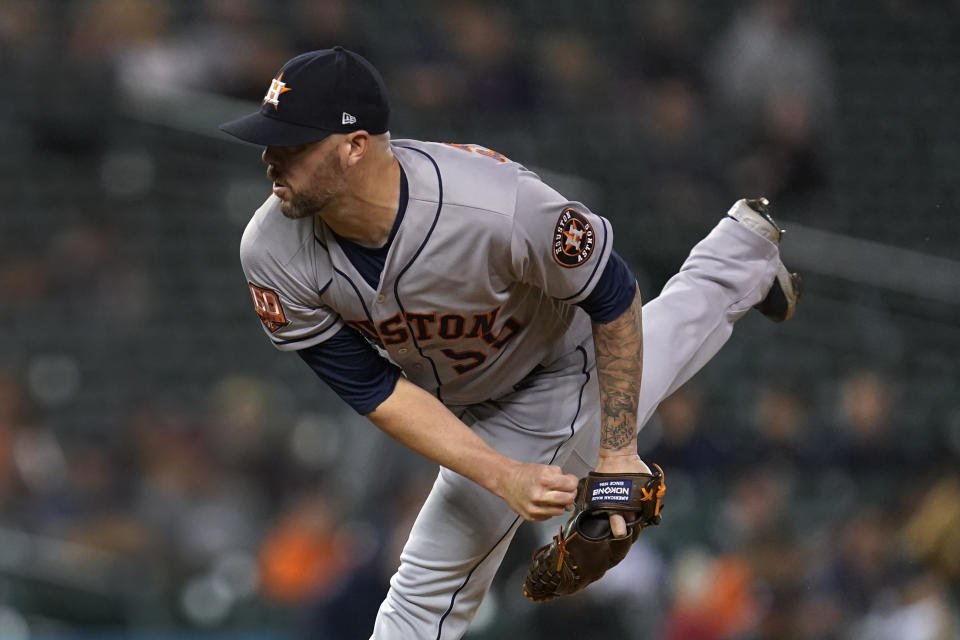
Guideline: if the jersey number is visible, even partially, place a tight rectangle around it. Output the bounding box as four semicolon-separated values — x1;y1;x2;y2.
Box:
440;349;487;375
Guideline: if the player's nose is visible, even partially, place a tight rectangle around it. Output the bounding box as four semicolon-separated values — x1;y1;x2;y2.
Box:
262;146;291;168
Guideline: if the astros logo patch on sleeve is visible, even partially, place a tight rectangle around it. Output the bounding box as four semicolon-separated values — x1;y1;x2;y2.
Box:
553;208;595;268
248;283;289;332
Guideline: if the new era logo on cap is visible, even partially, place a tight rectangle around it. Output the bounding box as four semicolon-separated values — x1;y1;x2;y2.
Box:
219;46;391;147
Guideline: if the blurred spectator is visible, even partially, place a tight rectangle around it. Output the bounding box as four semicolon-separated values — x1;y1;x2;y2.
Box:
533;31;612;113
822;369;901;476
613;2;723;266
724;87;830;202
287;0;370;59
645;386;726;473
0;373;31;513
903;473;960;582
626;0;704;87
66;0;170;67
439;2;536;111
46;222;152;328
707;0;834;128
816;510;903;616
839;369;894;438
0;252;52;315
24;0;169;153
707;0;834;201
301;474;433;640
639;75;721;253
718;465;793;549
850;573;958;640
392;1;536;113
659;548;758;640
258;489;352;605
59;440;157;559
739;384;818;471
0;0;44;80
131;404;266;571
752;386;807;446
114;0;291;101
207;375;290;476
10;426;69;528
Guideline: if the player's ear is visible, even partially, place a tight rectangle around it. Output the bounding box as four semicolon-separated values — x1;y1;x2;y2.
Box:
342;130;370;168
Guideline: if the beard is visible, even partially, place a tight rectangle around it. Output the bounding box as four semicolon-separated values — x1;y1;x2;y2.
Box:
273;152;346;220
280;191;326;220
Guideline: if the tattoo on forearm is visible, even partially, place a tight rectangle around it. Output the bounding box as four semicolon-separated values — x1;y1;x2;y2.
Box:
600;399;636;449
593;286;643;455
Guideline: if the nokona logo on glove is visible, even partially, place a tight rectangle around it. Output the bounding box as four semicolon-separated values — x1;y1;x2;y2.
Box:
589;479;632;504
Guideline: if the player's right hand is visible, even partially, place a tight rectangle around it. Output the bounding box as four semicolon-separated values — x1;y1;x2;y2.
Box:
498;463;578;521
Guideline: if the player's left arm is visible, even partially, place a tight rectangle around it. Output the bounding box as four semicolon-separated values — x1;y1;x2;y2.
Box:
593;282;644;461
507;168;649;526
590;283;651;535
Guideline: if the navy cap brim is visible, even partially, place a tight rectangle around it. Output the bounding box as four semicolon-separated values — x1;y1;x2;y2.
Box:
219;111;336;147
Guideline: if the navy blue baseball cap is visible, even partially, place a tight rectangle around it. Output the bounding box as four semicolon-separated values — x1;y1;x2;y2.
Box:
219;46;390;146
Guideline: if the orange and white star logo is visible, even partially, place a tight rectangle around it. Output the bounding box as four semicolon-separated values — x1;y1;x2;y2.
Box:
553;208;595;268
563;225;584;251
263;72;292;109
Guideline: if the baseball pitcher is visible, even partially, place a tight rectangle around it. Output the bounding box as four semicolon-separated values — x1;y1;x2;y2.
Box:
219;47;799;639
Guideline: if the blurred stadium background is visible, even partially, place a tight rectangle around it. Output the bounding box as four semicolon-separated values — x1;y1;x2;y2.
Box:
2;0;959;638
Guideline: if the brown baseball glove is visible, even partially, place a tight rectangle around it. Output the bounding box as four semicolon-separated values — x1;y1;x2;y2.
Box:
522;464;665;602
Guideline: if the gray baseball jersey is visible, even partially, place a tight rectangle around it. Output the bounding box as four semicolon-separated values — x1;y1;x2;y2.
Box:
241;139;613;406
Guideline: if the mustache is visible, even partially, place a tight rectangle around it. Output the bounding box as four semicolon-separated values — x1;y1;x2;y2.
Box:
266;167;283;182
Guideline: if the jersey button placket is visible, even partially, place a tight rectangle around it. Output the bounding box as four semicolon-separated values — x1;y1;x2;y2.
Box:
376;294;385;303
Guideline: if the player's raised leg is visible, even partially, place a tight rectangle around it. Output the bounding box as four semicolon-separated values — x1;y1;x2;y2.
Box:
637;199;799;426
635;198;799;429
562;199;799;470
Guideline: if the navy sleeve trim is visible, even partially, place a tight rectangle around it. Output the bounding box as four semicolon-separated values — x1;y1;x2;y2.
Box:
558;217;610;302
273;320;341;346
297;326;401;415
576;249;636;323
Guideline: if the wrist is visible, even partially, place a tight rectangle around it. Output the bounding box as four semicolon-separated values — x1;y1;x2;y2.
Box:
598;449;639;460
487;456;522;498
595;454;649;474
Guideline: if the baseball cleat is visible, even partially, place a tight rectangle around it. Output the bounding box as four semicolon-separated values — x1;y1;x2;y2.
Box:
727;197;801;322
755;266;801;322
726;197;782;245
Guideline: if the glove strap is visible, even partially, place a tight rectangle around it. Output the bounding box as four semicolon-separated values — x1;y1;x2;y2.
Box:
583;464;665;514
